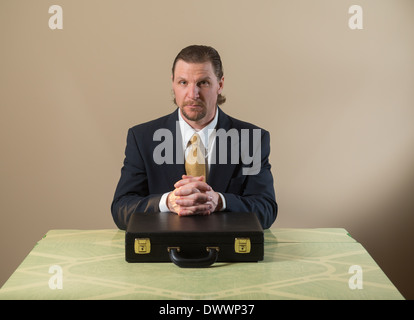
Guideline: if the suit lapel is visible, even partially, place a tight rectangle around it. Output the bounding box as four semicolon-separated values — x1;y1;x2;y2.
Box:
207;108;238;193
163;109;186;187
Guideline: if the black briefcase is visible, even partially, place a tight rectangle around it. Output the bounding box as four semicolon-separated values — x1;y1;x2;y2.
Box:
125;211;264;268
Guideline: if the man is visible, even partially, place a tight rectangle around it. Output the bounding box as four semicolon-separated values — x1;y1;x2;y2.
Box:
111;45;277;230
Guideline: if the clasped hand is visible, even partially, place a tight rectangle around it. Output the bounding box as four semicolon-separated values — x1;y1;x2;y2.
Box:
167;175;222;216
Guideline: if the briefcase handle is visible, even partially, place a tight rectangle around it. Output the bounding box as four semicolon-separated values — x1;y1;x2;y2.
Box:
168;247;219;268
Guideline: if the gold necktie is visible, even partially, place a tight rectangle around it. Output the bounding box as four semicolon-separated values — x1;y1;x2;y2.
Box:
185;133;206;180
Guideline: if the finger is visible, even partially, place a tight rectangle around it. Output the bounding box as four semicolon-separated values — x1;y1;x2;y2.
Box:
175;194;212;206
175;187;199;197
174;183;212;196
182;175;204;180
177;204;212;216
175;176;205;188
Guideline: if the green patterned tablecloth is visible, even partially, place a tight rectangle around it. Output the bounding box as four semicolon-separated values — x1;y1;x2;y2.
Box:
0;228;403;300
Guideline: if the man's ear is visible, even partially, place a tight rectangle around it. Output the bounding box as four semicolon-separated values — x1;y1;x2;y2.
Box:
218;76;224;94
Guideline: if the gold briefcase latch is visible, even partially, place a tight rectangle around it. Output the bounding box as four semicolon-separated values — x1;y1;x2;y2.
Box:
135;238;151;254
234;238;251;254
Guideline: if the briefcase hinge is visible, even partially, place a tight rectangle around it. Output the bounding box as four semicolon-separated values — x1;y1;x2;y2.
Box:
135;238;151;254
234;238;251;254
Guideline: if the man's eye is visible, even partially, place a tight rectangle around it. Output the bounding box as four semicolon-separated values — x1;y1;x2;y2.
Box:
199;81;210;87
179;80;187;85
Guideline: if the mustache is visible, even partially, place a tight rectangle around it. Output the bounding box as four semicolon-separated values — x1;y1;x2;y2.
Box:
183;100;205;107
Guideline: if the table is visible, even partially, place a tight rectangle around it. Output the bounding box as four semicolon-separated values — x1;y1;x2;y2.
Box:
0;228;404;300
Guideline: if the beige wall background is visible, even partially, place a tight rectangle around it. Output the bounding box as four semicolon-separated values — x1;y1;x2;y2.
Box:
1;0;413;299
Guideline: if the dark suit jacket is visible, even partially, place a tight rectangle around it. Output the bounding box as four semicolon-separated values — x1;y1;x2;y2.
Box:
111;108;277;230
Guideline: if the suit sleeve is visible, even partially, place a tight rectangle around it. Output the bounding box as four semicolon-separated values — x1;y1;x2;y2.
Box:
221;130;278;229
111;128;162;230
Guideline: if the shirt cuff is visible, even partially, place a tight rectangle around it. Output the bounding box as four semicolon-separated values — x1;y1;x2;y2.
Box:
217;192;226;211
159;192;171;212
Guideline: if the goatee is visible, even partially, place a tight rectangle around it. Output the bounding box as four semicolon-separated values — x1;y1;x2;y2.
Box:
181;107;206;122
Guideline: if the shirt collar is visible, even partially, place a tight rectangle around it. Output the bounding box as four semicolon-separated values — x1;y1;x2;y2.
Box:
178;107;219;149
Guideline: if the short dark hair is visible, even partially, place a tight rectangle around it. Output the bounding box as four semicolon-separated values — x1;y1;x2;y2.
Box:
172;45;226;105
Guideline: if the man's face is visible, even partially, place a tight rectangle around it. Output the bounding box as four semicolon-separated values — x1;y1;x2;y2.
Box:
172;60;224;129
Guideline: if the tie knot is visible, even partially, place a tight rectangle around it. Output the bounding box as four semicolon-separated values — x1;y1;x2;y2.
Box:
190;133;200;145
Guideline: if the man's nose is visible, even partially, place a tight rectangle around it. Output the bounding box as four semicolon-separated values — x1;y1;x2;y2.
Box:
187;84;200;99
